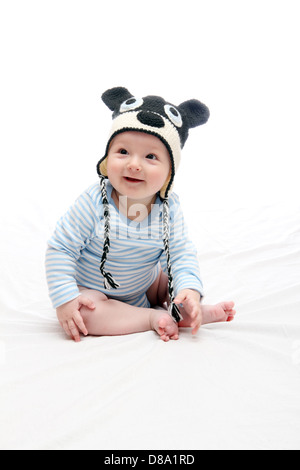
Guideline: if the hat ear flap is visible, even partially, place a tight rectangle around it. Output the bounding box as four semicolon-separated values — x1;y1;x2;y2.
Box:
178;99;210;128
98;156;108;177
101;87;134;112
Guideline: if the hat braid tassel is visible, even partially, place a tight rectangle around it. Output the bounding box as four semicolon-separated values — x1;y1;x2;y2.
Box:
99;176;120;290
162;199;183;323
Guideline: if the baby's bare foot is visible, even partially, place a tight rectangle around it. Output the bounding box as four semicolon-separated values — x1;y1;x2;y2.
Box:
201;301;236;325
150;310;179;342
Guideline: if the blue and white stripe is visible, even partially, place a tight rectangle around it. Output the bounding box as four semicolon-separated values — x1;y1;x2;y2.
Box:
45;181;203;308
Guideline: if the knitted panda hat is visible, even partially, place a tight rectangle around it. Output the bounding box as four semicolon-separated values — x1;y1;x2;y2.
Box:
97;87;210;199
97;87;210;322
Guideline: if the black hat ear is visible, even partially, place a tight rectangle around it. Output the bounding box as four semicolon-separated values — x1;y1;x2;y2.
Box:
101;87;133;112
178;99;210;128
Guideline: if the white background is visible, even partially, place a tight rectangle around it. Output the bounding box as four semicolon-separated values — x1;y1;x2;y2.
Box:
1;0;299;224
1;1;300;450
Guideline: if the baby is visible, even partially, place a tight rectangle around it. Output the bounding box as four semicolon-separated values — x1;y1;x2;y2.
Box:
45;87;235;342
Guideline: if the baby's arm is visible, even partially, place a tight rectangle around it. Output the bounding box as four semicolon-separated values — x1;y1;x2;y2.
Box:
46;191;99;327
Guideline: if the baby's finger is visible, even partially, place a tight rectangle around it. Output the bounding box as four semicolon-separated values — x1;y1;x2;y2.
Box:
191;318;201;335
174;293;187;306
184;298;199;319
191;317;201;335
74;312;88;336
62;321;72;337
68;319;81;342
191;309;202;335
79;296;95;310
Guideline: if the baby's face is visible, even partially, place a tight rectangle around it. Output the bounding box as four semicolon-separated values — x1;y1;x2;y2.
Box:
106;131;171;201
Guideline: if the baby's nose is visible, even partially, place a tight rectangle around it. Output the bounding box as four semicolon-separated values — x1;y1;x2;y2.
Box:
128;157;142;171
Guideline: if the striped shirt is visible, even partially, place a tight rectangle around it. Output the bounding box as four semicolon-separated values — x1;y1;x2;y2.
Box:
45;181;203;308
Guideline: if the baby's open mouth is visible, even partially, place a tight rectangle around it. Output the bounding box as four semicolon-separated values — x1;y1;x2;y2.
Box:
124;176;144;183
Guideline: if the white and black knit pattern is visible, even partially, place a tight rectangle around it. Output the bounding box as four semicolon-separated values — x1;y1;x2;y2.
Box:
99;176;120;290
162;198;183;323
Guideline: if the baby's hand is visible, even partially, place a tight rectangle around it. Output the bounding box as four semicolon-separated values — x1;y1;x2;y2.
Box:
174;289;202;335
56;295;95;342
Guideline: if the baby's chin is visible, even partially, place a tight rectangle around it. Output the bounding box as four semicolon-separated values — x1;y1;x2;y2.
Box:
116;182;160;201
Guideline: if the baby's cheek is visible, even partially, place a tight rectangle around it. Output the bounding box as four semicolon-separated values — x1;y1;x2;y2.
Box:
107;161;122;183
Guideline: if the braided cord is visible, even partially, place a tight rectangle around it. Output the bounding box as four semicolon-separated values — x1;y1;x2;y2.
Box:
162;198;183;323
99;177;120;290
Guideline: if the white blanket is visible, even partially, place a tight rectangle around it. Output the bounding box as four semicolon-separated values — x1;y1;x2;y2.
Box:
1;0;300;451
1;199;299;450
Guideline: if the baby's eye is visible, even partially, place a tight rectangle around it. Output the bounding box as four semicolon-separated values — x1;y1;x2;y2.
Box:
146;154;157;161
119;148;128;155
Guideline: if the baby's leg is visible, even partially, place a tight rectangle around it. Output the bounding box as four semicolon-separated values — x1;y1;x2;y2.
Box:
201;302;236;324
146;267;169;307
178;301;236;328
78;287;178;341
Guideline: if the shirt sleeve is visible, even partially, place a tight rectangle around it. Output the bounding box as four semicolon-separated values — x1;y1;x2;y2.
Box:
159;194;204;298
45;191;99;308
